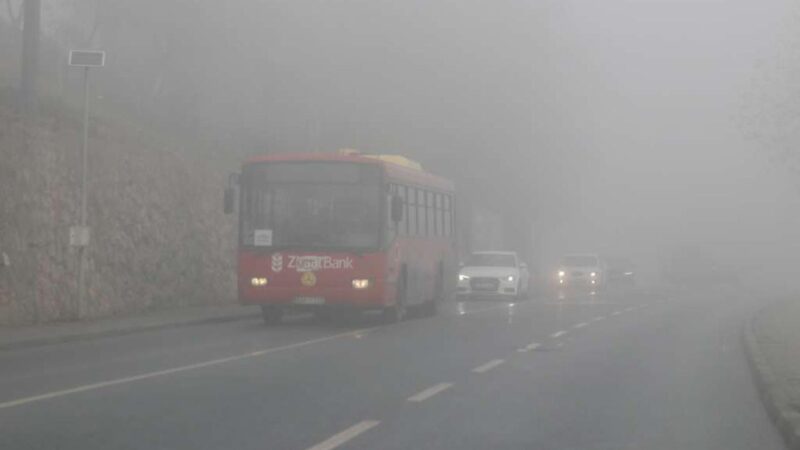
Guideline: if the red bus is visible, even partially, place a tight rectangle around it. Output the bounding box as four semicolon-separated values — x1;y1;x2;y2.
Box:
224;151;457;324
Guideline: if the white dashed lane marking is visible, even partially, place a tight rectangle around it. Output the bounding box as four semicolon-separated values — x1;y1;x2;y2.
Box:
550;330;568;338
407;383;453;402
573;322;588;329
517;342;540;353
305;420;381;450
471;359;505;373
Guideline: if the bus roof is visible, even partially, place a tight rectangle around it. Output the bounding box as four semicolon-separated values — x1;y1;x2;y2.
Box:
244;152;455;192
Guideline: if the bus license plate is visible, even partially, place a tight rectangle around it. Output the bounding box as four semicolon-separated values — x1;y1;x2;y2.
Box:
293;296;326;305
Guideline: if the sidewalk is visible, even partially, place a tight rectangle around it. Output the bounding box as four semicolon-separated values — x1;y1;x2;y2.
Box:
745;299;800;450
0;304;261;351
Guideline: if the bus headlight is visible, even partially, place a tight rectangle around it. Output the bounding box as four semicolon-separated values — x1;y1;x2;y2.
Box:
251;277;268;287
507;275;515;282
459;274;470;281
352;279;370;289
558;270;565;277
590;272;597;278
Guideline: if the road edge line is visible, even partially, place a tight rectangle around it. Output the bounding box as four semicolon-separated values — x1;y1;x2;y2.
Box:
0;327;376;410
0;310;261;352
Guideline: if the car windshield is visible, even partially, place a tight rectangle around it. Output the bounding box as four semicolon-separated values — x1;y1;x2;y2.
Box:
467;253;516;267
241;162;382;249
561;255;599;267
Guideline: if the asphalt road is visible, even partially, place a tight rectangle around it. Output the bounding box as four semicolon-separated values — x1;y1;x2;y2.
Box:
0;287;786;450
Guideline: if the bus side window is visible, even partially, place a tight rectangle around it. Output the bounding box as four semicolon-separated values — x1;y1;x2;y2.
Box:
398;185;408;235
427;191;435;237
435;193;443;236
443;195;451;237
417;189;426;237
408;187;417;236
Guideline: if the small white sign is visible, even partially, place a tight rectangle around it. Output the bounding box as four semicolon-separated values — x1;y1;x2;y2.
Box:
254;229;273;247
69;50;106;67
69;226;91;247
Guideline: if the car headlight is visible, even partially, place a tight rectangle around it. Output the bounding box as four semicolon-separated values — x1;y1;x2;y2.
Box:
507;275;515;282
459;274;470;281
251;277;268;287
558;270;565;277
352;279;370;289
590;272;597;278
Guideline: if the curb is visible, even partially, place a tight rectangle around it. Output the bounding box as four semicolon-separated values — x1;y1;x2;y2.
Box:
743;306;800;450
0;311;261;352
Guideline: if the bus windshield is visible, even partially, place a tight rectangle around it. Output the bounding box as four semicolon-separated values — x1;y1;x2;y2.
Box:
241;162;382;250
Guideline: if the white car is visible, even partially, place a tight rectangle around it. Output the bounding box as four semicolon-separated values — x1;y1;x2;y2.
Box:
457;251;530;300
557;253;606;289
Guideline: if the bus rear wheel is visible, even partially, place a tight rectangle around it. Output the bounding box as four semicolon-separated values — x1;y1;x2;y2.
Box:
383;276;407;323
261;306;283;325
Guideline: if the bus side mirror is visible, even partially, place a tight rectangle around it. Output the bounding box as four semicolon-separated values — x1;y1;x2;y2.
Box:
391;195;403;223
224;188;235;214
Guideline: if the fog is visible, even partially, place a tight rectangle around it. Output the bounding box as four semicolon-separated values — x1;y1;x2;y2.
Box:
15;0;800;289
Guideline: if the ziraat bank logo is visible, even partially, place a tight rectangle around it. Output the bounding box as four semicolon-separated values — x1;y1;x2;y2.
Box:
271;253;283;273
288;255;354;272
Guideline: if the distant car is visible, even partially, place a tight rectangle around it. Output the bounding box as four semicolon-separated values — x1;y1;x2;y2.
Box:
557;253;606;289
606;257;636;286
457;251;530;300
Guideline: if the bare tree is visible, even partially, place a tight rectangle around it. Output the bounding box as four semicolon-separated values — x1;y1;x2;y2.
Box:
741;6;800;179
5;0;22;29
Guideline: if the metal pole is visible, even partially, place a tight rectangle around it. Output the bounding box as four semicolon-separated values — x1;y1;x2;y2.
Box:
20;0;41;115
76;66;89;319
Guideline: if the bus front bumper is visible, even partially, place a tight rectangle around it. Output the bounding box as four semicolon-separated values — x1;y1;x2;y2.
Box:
239;286;390;309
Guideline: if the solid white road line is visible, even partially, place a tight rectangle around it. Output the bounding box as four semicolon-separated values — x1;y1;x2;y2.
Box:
573;322;588;329
471;359;505;373
0;327;378;410
407;383;453;402
306;420;381;450
550;330;568;338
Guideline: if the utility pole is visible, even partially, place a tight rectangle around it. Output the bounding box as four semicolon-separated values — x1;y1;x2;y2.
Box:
68;50;105;319
20;0;41;114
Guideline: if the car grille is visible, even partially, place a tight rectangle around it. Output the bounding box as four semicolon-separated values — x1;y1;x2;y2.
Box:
572;271;584;277
470;277;500;292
